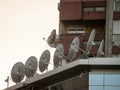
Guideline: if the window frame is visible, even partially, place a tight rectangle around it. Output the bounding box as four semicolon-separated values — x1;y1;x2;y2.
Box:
68;27;85;34
114;0;120;11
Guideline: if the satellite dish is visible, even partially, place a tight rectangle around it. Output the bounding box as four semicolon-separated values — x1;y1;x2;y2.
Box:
53;44;64;68
11;62;25;83
47;29;59;48
25;56;38;78
86;29;96;54
39;50;50;72
97;39;104;57
69;37;79;61
25;73;40;81
69;37;89;60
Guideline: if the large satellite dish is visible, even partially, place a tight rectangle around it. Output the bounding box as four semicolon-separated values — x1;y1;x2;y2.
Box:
11;62;25;83
39;50;50;72
69;37;79;61
25;56;38;78
53;44;65;68
86;29;96;54
97;39;104;57
47;29;59;48
68;36;89;60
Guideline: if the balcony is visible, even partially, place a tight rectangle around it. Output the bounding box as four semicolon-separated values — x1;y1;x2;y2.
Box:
60;2;82;20
60;0;120;21
83;11;106;20
114;12;120;20
59;34;120;57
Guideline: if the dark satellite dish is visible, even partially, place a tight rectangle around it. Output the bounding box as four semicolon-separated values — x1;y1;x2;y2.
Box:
39;50;50;72
47;29;59;48
97;39;104;57
11;62;25;83
53;44;65;68
86;29;96;54
69;37;79;61
25;56;38;78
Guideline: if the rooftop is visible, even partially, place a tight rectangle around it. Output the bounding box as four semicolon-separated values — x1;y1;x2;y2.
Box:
5;58;120;90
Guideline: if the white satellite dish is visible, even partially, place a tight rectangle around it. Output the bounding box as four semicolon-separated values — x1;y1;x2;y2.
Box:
11;62;25;83
25;56;38;78
69;36;89;60
47;29;59;48
86;29;96;54
69;37;79;61
97;39;104;57
39;50;50;72
53;43;68;68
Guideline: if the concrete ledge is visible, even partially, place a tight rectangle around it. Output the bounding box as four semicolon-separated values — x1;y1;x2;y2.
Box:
4;58;120;90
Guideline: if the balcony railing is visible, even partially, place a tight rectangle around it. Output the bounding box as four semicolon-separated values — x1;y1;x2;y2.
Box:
59;34;120;56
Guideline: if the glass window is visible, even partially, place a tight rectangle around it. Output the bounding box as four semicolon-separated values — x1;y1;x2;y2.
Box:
89;73;120;90
68;28;85;34
89;74;104;85
69;29;77;34
95;7;105;11
89;86;103;90
112;54;120;57
105;86;120;90
105;74;120;86
77;29;85;34
115;0;120;11
84;7;94;12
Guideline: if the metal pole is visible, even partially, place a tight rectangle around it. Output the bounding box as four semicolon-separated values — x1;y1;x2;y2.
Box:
105;0;114;57
5;76;9;88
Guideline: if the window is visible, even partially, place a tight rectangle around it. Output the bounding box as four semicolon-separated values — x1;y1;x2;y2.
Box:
89;73;120;90
84;7;105;12
68;28;85;34
105;74;120;86
84;7;94;12
114;0;120;11
113;34;120;46
89;74;104;85
105;86;120;90
95;7;105;11
113;54;120;57
89;86;103;90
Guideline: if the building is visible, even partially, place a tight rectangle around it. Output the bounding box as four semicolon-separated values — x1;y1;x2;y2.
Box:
4;0;120;90
59;0;120;58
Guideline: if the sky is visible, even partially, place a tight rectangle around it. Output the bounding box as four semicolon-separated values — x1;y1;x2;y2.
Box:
0;0;59;89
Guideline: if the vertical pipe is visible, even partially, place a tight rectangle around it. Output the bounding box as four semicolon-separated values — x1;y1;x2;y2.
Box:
105;0;114;57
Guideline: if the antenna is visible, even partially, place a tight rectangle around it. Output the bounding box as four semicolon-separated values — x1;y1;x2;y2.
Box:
5;76;9;88
47;29;59;48
53;44;69;68
39;50;50;72
86;29;96;54
11;62;25;83
69;37;79;61
25;56;38;78
97;39;104;57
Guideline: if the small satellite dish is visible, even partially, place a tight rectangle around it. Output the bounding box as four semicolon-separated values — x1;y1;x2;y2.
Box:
25;56;38;78
69;37;79;61
97;39;104;57
47;29;59;48
53;44;64;68
11;62;25;83
39;50;50;72
86;29;96;54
